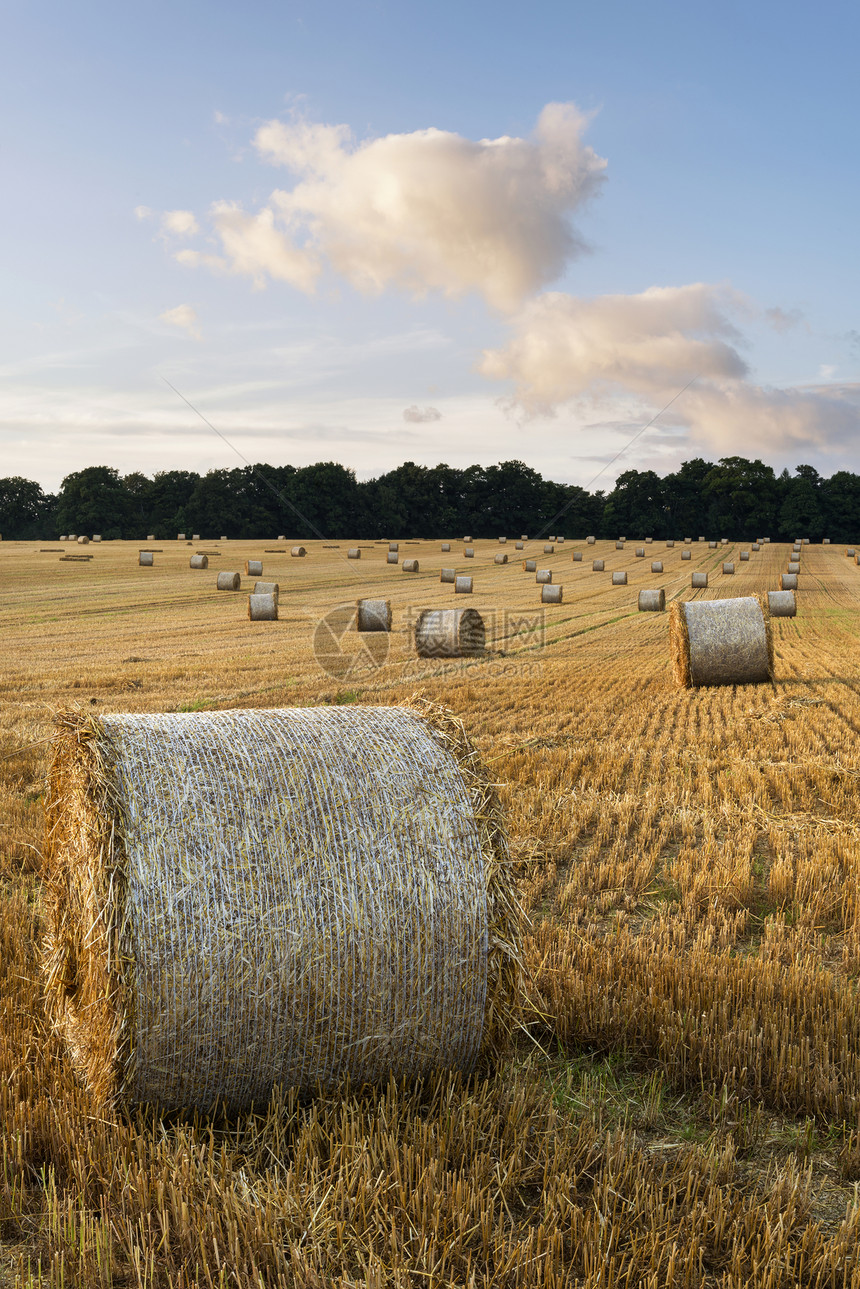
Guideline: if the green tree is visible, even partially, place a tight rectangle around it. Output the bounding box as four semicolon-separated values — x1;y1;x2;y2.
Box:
0;477;54;538
56;467;130;538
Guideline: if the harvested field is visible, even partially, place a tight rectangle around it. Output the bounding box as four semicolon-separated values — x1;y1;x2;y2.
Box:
3;536;860;1285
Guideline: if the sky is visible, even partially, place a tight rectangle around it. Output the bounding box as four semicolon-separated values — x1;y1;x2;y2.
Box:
2;0;859;492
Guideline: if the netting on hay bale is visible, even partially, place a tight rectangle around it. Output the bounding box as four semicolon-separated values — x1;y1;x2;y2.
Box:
42;703;522;1112
768;590;796;617
415;610;484;657
455;575;473;594
190;555;208;570
248;593;278;621
139;552;154;567
217;572;241;591
669;595;773;688
356;599;391;632
782;573;798;590
638;589;665;612
541;585;562;604
245;560;263;577
536;569;552;584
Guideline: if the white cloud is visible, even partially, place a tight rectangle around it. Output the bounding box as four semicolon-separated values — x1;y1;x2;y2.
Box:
159;304;201;339
481;283;860;454
134;205;154;220
175;103;606;309
161;209;200;237
403;405;442;422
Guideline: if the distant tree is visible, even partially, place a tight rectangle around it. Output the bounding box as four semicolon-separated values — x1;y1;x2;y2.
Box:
603;469;666;537
0;477;54;538
779;465;825;541
821;471;860;542
146;470;200;538
56;466;130;539
702;457;779;537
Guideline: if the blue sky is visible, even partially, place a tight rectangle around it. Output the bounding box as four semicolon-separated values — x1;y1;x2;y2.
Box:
2;0;858;491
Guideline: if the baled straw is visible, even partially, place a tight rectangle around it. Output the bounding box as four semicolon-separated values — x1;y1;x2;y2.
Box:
651;560;663;573
709;541;717;549
699;536;706;542
69;533;77;540
692;571;708;588
723;562;735;574
415;610;484;657
543;544;554;554
781;573;798;590
740;551;749;561
592;559;604;571
669;595;773;688
541;585;562;603
572;552;582;561
787;561;800;573
389;542;399;552
586;535;596;544
721;538;728;545
387;552;399;565
441;543;451;552
681;550;691;560
636;547;645;557
752;543;760;551
440;568;456;583
220;536;227;542
254;581;279;598
557;537;565;545
177;533;186;540
347;548;361;559
646;537;653;544
494;553;508;565
536;569;552;584
291;546;307;557
824;538;831;543
146;534;154;542
463;535;472;542
402;559;419;572
455;575;473;594
638;589;665;612
615;541;624;550
684;537;692;543
190;555;208;570
248;593;278;621
138;552;154;567
523;559;536;572
356;599;392;632
548;535;557;542
768;590;796;617
666;540;674;548
93;535;102;543
848;549;856;557
520;534;528;540
498;537;507;544
42;701;521;1111
619;536;626;542
515;542;524;550
464;547;475;558
78;536;90;545
612;571;627;585
245;560;263;577
192;533;200;541
217;571;241;591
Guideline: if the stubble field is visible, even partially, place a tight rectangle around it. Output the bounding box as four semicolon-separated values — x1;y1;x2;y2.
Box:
3;534;860;1286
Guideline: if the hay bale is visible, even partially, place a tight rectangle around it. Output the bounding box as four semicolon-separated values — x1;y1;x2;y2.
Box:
515;542;524;550
612;571;627;585
278;535;286;542
42;702;520;1110
147;535;155;542
543;544;554;554
498;537;507;544
245;560;263;577
440;568;456;583
823;538;831;544
740;551;750;561
768;590;796;617
752;543;760;551
709;541;717;549
684;537;692;543
463;535;472;543
681;550;691;560
254;581;279;598
217;572;241;591
415;610;484;657
69;533;77;540
721;538;728;545
592;559;605;571
615;541;624;550
192;533;200;542
651;560;663;573
220;536;227;542
523;559;537;572
248;593;278;621
787;561;800;574
557;537;565;545
666;540;674;548
291;546;307;557
59;535;67;541
699;536;706;542
781;573;798;590
402;559;419;572
494;553;508;565
723;562;735;574
541;585;562;604
572;551;582;562
692;571;708;588
347;548;361;559
802;538;810;545
389;542;399;552
520;534;528;540
638;589;665;612
646;537;653;544
441;543;451;552
455;575;473;594
93;535;102;543
78;536;90;545
138;551;154;567
464;547;475;558
586;535;596;544
177;533;185;541
548;535;557;542
190;554;208;570
848;549;856;557
356;599;392;632
535;568;552;584
387;552;399;564
636;547;645;558
619;536;626;542
669;595;773;688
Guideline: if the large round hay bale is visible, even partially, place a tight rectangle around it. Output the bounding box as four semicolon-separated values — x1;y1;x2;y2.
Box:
645;537;653;544
536;569;552;584
278;535;286;542
441;543;451;552
557;537;565;545
523;559;536;572
464;547;475;558
739;551;749;561
781;573;798;590
498;536;507;544
548;535;557;542
245;560;263;577
684;537;692;544
638;589;665;612
138;551;153;567
612;571;627;585
723;562;734;574
357;599;392;632
615;541;624;550
146;535;155;542
520;534;528;541
42;702;520;1110
802;538;810;545
291;546;307;557
709;541;717;549
636;547;645;558
440;568;456;583
415;610;484;657
823;538;831;544
177;533;185;541
666;540;674;548
848;549;856;557
592;559;604;571
541;585;562;604
768;590;796;617
543;544;554;554
389;542;399;552
402;559;419;572
691;571;708;589
586;535;596;544
787;561;800;574
78;536;90;545
92;535;102;543
721;538;728;545
515;542;524;550
387;551;399;565
571;551;582;562
681;550;691;560
651;560;663;573
463;535;472;543
669;596;773;688
494;552;508;565
347;548;361;559
454;575;473;594
217;571;241;591
254;581;279;598
248;593;278;621
752;543;760;551
190;554;208;570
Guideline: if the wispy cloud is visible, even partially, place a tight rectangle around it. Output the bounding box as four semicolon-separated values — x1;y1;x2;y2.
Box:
403;405;442;422
159;304;201;339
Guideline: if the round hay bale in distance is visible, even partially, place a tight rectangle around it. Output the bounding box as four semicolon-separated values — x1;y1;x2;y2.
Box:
723;562;735;574
541;585;562;604
823;538;831;544
586;535;596;544
389;542;399;552
463;535;472;543
740;551;750;561
651;560;663;573
615;541;624;550
291;546;307;557
464;547;475;558
572;551;582;561
666;540;675;548
347;548;361;559
387;551;399;565
536;569;552;584
670;595;773;688
515;542;524;550
78;536;90;545
441;543;451;552
138;551;153;567
356;599;392;632
592;559;604;571
190;554;208;570
612;571;627;585
254;581;279;598
636;547;645;558
848;549;856;557
402;559;419;572
781;573;798;590
646;537;653;544
440;568;456;583
638;589;665;612
454;575;473;594
709;541;717;549
752;543;760;551
787;561;800;574
692;571;708;589
146;534;155;542
42;702;519;1110
245;560;263;577
177;533;185;541
248;593;278;621
681;550;692;560
415;610;484;657
217;571;241;591
494;553;508;565
523;559;536;572
498;537;507;544
768;590;796;617
543;544;554;554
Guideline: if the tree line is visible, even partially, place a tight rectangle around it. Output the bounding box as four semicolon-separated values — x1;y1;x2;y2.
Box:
0;456;857;542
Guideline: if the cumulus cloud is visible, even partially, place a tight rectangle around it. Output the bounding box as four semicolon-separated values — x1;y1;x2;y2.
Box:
161;209;199;237
403;405;442;422
481;283;860;454
159;304;201;338
175;103;606;309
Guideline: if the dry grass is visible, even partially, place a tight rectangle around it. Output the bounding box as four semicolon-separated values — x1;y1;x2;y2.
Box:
3;537;860;1284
